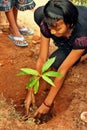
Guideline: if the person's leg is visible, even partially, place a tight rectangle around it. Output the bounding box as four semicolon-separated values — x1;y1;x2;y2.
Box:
5;8;22;37
13;7;23;29
12;6;34;35
50;46;83;69
13;7;18;25
5;9;28;46
49;47;72;69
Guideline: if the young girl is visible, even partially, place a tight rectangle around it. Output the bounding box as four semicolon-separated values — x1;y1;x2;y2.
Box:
24;0;87;117
0;0;36;47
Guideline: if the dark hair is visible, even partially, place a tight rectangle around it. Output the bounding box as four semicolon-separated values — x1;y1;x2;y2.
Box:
44;0;78;28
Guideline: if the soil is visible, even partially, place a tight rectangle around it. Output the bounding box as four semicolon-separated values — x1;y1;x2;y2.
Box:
0;1;87;130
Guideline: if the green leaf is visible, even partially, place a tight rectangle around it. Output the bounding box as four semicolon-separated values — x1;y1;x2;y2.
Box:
42;75;55;86
42;57;56;73
26;77;37;89
17;71;28;76
20;68;39;76
43;71;63;77
34;80;39;94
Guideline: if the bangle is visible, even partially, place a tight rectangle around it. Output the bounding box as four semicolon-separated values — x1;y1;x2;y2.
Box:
43;101;51;108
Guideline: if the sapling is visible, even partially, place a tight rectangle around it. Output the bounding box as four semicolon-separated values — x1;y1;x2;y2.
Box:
17;57;63;94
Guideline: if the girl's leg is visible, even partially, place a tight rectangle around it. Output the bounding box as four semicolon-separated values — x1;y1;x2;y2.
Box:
13;7;23;29
50;46;82;69
49;47;72;69
13;6;34;35
13;7;18;25
5;9;28;46
5;8;22;37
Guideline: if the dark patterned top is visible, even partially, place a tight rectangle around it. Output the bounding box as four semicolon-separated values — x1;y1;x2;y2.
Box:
39;6;87;51
0;0;36;11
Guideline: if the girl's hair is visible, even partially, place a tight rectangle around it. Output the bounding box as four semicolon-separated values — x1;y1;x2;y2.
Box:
44;0;78;28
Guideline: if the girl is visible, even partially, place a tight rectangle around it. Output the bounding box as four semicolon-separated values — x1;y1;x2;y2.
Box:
24;0;87;117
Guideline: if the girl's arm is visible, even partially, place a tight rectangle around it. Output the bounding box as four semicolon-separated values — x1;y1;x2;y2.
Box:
34;49;85;116
36;33;50;72
24;33;50;115
44;49;85;105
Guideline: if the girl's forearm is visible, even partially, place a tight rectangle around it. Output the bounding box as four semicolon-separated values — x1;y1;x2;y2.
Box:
36;58;46;73
45;76;65;106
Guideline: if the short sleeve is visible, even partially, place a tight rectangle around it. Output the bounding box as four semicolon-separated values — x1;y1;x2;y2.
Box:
40;21;51;38
73;37;87;49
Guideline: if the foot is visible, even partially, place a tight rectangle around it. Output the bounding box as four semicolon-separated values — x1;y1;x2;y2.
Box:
9;25;34;35
16;24;34;35
8;35;28;47
9;26;28;46
80;111;87;123
19;26;34;35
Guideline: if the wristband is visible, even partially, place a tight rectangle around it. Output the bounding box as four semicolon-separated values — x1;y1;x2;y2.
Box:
43;101;51;108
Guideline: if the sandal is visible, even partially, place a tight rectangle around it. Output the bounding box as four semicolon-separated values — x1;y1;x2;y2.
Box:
19;26;34;35
8;35;28;47
80;111;87;123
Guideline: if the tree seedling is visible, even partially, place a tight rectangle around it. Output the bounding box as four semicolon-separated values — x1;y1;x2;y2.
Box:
17;57;63;94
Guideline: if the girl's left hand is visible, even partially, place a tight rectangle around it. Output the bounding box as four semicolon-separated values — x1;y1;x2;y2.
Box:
34;103;50;118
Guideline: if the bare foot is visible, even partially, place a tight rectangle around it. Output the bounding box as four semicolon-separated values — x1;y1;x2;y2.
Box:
9;26;23;37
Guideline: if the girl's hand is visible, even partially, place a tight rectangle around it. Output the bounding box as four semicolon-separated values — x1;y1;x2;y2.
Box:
24;88;35;116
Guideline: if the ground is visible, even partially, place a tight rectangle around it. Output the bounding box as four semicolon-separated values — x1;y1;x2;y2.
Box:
0;1;87;130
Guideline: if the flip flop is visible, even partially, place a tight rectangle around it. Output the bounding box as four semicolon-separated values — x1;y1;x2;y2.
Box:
8;35;28;47
19;26;34;35
80;111;87;123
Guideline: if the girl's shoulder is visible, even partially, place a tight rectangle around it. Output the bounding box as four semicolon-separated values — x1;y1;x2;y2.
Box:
40;20;51;38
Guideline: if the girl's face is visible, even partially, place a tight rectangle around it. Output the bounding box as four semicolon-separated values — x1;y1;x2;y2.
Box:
48;19;72;38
